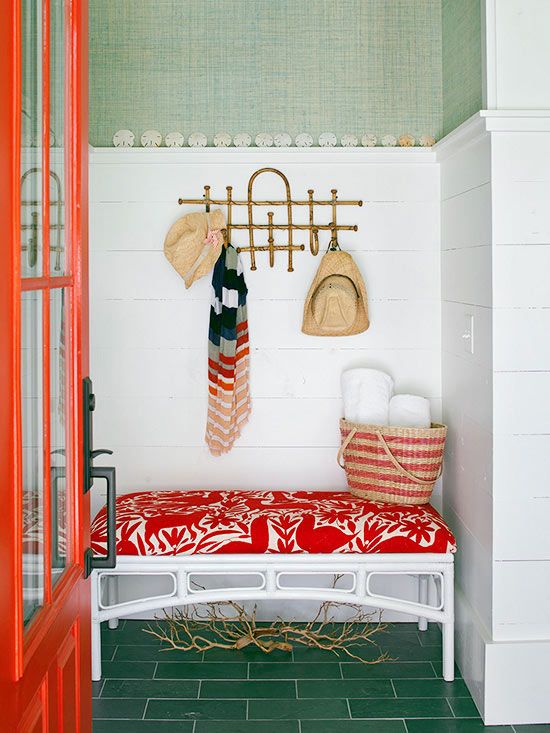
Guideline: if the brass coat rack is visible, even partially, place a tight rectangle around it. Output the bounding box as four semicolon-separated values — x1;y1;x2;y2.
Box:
178;167;363;272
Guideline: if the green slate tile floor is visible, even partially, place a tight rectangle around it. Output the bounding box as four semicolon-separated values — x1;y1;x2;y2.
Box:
93;619;543;732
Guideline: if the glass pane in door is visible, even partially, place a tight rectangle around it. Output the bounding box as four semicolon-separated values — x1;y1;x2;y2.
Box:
50;0;66;275
20;0;43;278
21;291;44;625
50;289;70;585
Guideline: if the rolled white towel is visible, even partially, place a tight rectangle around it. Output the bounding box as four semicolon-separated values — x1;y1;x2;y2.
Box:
389;394;431;428
341;368;394;425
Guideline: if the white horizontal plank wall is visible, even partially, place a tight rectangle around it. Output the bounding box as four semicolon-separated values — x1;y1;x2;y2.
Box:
484;116;550;726
88;146;441;621
484;126;550;724
485;0;550;109
436;116;493;718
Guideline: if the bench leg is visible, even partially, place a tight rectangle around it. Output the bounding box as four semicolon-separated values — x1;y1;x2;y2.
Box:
91;572;102;680
107;575;120;630
417;575;428;632
92;618;102;681
442;565;455;681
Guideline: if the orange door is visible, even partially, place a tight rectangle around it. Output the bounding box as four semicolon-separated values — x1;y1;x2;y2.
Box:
0;0;91;730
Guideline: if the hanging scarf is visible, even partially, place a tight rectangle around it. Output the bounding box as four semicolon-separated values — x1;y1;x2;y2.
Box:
205;244;251;455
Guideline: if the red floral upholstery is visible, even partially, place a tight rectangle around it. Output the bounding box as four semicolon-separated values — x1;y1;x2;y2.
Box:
90;490;456;556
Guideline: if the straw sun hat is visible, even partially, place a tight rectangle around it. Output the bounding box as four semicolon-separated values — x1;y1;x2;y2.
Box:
164;209;226;288
302;249;369;336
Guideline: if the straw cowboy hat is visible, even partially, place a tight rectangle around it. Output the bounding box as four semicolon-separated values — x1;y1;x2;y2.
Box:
302;249;369;336
164;209;226;288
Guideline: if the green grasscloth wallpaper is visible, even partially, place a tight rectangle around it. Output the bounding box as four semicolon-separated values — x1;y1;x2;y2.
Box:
88;0;483;147
442;0;483;136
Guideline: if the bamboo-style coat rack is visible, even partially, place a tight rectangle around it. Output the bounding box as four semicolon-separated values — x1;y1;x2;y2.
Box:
178;167;363;272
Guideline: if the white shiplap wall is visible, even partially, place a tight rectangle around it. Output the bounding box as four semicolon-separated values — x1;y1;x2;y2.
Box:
89;148;441;503
492;130;550;639
437;116;494;718
437;112;550;726
88;147;441;622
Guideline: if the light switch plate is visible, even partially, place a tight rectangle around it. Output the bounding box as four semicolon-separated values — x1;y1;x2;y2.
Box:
463;313;474;354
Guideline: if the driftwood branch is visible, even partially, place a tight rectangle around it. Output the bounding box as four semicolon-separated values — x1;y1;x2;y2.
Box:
144;596;390;664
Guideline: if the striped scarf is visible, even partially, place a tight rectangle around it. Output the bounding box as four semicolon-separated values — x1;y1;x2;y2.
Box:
206;244;251;455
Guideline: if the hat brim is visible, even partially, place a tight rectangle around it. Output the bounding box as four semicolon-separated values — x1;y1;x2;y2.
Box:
164;209;226;288
302;250;369;336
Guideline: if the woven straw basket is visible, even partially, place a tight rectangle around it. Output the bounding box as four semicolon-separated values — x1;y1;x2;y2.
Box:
337;418;447;505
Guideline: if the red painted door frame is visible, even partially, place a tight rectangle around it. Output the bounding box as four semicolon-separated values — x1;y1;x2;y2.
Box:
0;0;91;730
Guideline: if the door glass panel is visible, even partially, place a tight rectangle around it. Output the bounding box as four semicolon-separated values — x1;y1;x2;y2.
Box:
50;289;69;585
20;0;43;278
50;0;66;275
21;291;44;625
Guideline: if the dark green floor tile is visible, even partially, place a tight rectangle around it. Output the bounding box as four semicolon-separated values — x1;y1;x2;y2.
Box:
383;635;444;661
393;678;470;697
92;680;104;698
101;679;199;698
93;698;146;719
145;698;246;720
101;645;116;662
341;661;435;679
195;722;299;733
301;721;406;733
349;696;453;718
293;638;440;663
291;647;357;663
381;623;420;635
405;721;513;733
449;697;481;718
101;661;156;679
200;680;296;698
249;662;342;679
205;646;292;662
298;679;393;698
417;627;443;646
114;644;201;662
93;721;194;732
514;727;550;731
248;698;349;720
101;620;159;645
155;661;248;679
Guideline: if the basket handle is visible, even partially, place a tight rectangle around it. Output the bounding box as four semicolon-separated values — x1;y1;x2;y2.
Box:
337;428;357;468
376;431;443;485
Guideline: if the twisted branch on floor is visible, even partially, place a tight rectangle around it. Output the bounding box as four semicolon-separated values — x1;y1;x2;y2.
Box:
144;582;390;664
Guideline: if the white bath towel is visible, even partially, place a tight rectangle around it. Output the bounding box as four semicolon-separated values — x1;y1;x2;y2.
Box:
341;368;394;425
389;394;431;428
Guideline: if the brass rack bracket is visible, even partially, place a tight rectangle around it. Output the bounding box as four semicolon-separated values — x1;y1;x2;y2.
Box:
178;167;363;272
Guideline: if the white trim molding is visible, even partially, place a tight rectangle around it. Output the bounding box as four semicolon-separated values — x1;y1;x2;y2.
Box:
89;145;438;166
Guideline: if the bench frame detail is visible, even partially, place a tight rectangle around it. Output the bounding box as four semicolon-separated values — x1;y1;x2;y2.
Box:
91;552;454;681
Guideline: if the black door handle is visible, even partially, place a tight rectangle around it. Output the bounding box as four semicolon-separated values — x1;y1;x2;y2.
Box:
84;465;117;578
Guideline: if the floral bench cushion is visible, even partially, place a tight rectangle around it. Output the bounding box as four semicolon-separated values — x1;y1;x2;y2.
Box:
90;490;457;556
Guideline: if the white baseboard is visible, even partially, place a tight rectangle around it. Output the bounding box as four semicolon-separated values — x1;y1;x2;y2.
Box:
456;585;550;725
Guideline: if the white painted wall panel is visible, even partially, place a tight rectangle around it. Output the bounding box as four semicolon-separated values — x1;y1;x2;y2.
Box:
494;369;550;436
441;183;492;250
91;298;440;351
494;308;550;371
493;560;550;641
91;249;440;303
90;199;440;253
441;246;492;308
93;347;442;401
89;149;442;624
440;137;491;200
493;0;550;109
439;129;494;691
